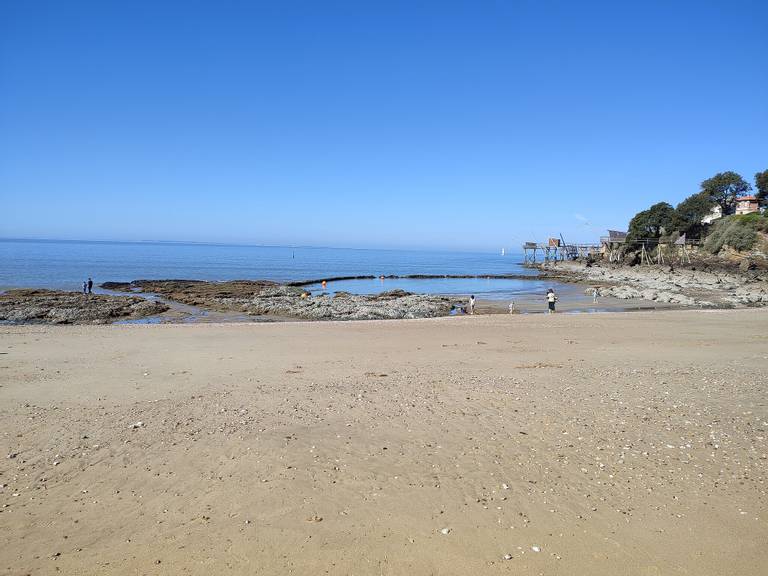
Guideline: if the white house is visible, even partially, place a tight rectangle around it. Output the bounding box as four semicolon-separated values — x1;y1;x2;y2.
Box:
701;205;722;224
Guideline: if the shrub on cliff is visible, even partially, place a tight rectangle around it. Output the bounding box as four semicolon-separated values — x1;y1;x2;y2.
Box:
704;214;768;253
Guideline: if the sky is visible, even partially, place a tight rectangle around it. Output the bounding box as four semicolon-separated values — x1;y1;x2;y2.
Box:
1;0;767;251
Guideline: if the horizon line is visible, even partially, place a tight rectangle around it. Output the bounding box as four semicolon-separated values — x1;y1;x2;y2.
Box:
0;236;525;255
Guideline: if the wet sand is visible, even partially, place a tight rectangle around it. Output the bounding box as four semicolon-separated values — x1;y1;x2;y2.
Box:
475;293;676;315
1;309;767;575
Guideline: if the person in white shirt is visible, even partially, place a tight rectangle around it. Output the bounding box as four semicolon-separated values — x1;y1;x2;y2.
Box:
469;295;476;315
592;287;598;304
546;289;557;313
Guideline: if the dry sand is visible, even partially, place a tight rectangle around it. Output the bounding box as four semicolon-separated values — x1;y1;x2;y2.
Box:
1;309;767;575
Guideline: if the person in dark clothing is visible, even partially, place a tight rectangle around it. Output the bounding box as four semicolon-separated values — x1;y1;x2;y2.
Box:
82;280;88;294
87;278;93;294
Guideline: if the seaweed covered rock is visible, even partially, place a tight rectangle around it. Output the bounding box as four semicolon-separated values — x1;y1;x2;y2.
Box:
0;289;169;324
101;280;457;320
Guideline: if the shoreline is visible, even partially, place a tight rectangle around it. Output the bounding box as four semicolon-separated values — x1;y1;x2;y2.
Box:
0;282;686;326
0;273;760;325
2;258;767;325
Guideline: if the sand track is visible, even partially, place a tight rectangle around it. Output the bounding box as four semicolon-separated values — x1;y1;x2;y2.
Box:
1;310;767;575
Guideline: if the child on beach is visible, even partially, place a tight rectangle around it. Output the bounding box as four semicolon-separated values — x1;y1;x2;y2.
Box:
546;289;557;313
592;287;598;304
469;295;476;315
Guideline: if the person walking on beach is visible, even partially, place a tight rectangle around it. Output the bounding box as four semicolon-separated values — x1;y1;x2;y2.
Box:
592;287;598;304
546;288;557;313
87;277;93;294
469;295;476;315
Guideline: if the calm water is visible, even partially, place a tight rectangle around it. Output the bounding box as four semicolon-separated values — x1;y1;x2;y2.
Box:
0;239;557;300
307;276;562;300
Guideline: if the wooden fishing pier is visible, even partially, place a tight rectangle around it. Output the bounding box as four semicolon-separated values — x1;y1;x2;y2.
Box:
523;231;701;265
522;235;601;264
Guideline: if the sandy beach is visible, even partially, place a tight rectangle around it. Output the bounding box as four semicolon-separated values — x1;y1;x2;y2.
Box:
1;309;767;575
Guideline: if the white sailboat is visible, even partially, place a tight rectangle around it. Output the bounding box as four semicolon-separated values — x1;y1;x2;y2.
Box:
501;248;505;256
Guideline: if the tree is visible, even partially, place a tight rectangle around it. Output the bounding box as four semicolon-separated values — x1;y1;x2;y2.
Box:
700;171;751;214
674;191;716;238
627;202;675;244
755;170;768;207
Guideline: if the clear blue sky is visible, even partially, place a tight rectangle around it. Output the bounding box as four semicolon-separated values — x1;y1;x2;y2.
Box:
1;1;766;251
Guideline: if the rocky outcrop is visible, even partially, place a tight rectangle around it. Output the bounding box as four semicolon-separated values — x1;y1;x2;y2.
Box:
245;287;456;320
590;285;699;306
0;289;169;325
542;261;768;307
103;280;458;320
100;279;279;308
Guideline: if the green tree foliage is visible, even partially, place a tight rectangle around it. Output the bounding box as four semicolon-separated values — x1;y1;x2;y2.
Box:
700;171;751;214
627;202;675;245
755;169;768;207
704;213;768;253
673;191;715;238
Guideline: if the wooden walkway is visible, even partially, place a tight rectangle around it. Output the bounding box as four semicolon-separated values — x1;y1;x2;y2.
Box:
522;241;601;263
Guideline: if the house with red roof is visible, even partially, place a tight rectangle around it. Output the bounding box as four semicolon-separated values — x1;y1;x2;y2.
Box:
735;195;759;215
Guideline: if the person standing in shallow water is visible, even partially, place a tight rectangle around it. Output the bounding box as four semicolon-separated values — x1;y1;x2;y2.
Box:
82;280;88;295
87;277;93;294
546;288;557;313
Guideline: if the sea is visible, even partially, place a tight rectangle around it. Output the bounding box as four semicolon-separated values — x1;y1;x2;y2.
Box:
0;239;569;301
